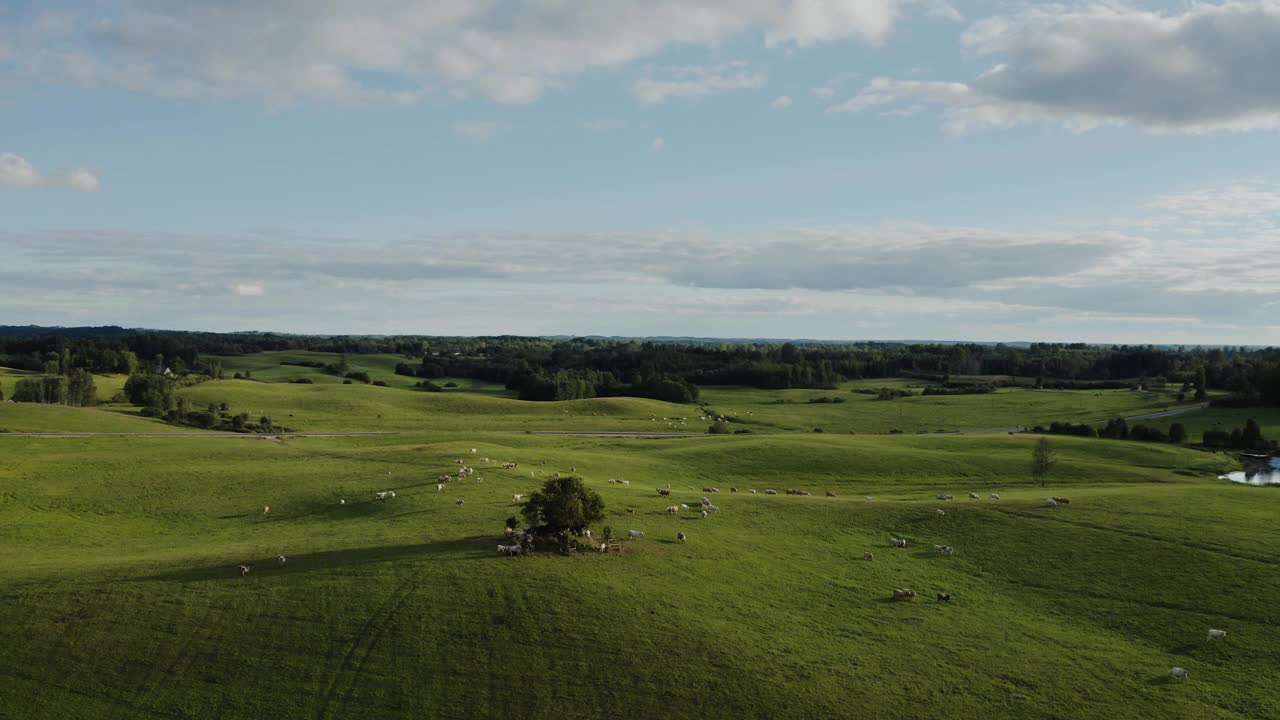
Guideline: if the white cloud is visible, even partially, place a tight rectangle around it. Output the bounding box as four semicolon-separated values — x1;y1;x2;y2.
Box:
811;86;836;99
651;137;666;152
451;120;501;141
633;61;767;104
3;185;1279;341
0;152;100;192
770;94;793;109
3;2;902;106
833;2;1280;132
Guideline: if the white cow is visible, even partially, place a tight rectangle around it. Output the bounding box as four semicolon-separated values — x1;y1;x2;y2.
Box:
865;496;874;503
1169;667;1188;682
765;489;777;495
375;491;388;500
889;537;907;548
666;505;680;514
990;493;1001;499
437;484;445;492
513;493;523;502
701;510;709;518
471;448;477;454
239;564;251;577
1207;629;1227;640
936;509;946;515
1044;499;1058;508
968;492;980;499
628;530;645;539
277;554;287;567
338;498;346;505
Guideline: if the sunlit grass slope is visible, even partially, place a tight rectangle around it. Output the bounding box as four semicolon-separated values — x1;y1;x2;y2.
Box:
1;421;1274;720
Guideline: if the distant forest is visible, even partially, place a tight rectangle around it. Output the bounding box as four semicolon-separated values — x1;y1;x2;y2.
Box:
1;326;1279;405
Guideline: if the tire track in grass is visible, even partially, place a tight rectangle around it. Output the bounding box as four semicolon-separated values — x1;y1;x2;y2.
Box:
984;506;1280;567
314;565;424;720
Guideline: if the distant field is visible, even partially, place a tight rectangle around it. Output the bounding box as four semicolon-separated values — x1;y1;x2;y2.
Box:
3;424;1275;720
210;351;513;395
1144;406;1280;442
699;385;1198;434
0;403;203;434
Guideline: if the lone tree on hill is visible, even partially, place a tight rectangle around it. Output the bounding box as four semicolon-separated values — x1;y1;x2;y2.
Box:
1031;437;1057;487
520;476;605;534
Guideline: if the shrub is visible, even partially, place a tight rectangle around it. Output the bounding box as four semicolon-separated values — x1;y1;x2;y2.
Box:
372;380;388;387
708;421;731;434
293;378;314;384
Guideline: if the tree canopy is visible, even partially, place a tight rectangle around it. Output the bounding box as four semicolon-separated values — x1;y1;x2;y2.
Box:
520;476;605;534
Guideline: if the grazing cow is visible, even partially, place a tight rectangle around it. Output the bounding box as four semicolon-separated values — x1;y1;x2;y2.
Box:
263;505;270;515
1169;667;1188;682
600;542;608;553
730;487;738;493
749;489;757;494
678;532;687;542
657;488;672;496
498;544;520;555
681;503;690;509
936;494;954;501
455;459;463;465
892;589;916;601
866;496;874;503
339;499;346;505
513;493;523;502
936;509;946;515
627;508;635;514
934;545;954;555
571;467;576;473
437;484;445;492
277;554;286;567
703;487;715;493
936;593;952;602
826;491;837;497
701;510;709;519
388;491;396;499
968;492;980;499
583;529;591;538
1044;499;1058;508
239;564;250;577
864;552;874;560
1207;629;1227;640
628;530;644;539
990;493;1001;499
765;489;777;495
889;537;907;548
667;505;680;514
375;491;388;500
704;504;719;512
702;497;711;505
471;448;477;454
1052;497;1070;505
456;499;465;505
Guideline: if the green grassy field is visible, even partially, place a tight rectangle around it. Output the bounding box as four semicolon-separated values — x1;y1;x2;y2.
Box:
1145;406;1280;443
2;365;1277;719
699;385;1199;434
210;352;514;395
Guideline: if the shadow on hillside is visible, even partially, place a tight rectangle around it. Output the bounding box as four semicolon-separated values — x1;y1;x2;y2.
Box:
130;536;494;584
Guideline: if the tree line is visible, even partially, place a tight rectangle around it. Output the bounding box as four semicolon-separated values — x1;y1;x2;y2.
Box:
3;327;1279;405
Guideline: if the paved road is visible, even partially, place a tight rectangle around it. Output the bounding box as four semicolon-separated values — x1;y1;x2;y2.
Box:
0;432;400;439
1123;403;1210;421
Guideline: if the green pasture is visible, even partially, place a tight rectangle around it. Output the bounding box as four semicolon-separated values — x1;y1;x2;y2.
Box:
2;361;1277;719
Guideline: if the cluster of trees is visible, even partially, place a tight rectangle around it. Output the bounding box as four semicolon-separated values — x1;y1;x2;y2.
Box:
1202;419;1271;452
1036;418;1188;444
11;369;97;407
921;383;996;396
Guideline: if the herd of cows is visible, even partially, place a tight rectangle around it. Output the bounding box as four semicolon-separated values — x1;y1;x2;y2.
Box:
239;446;1230;683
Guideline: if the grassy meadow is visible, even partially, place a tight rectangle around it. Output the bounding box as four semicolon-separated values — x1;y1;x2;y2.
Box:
1;357;1278;719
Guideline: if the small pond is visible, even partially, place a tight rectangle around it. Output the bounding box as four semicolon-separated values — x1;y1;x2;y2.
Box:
1220;457;1280;486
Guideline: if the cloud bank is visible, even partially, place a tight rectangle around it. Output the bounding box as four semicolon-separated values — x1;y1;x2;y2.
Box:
833;1;1280;133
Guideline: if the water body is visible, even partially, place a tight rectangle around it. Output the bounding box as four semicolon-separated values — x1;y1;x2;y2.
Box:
1220;457;1280;486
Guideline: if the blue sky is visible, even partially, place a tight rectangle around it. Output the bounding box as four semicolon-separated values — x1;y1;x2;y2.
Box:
2;1;1279;343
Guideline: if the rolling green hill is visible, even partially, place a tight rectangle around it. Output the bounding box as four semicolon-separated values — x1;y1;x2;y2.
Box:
2;418;1275;719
